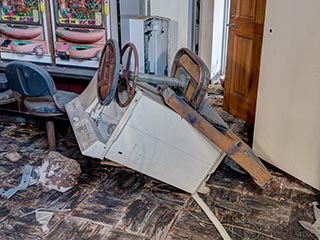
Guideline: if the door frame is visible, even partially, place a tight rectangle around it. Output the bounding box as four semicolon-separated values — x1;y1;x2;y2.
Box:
198;0;228;80
222;0;267;124
220;0;230;78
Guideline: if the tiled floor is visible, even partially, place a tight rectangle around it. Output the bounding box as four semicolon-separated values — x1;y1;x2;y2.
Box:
0;112;319;240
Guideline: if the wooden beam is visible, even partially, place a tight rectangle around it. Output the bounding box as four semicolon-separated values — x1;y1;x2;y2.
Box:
161;88;271;187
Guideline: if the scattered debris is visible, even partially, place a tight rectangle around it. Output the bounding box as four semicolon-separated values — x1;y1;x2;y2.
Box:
37;151;81;193
0;112;318;239
4;151;22;162
299;202;320;239
207;97;224;107
20;208;71;234
0;165;38;199
36;211;54;233
215;108;235;124
207;84;224;96
0;152;82;199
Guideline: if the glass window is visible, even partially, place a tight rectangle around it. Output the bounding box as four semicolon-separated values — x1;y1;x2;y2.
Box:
57;0;103;27
0;0;41;23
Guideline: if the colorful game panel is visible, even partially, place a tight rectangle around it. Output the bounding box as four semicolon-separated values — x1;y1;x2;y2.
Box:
0;0;40;23
57;0;103;26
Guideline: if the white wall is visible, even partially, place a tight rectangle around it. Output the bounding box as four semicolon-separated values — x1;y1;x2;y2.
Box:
119;0;146;47
199;0;214;75
199;0;226;79
211;0;225;78
150;0;193;71
122;0;226;78
151;0;226;78
253;0;320;189
119;0;144;16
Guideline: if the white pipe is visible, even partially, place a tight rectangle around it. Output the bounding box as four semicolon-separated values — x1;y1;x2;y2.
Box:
192;193;231;240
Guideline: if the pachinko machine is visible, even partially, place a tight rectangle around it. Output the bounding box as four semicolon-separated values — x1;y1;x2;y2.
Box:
50;0;111;68
0;0;52;63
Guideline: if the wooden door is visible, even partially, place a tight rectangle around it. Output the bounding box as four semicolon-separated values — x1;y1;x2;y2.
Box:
223;0;266;124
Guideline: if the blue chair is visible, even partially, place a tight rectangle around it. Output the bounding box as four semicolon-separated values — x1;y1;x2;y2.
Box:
5;61;78;150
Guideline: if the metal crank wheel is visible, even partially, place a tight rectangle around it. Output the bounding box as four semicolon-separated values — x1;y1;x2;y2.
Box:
115;43;138;108
97;39;120;105
171;48;210;110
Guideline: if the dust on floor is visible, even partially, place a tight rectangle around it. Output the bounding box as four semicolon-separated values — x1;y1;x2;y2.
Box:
0;109;318;240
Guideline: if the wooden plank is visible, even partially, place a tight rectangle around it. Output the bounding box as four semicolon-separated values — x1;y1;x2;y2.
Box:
184;82;195;104
45;217;110;240
180;55;200;83
178;55;201;105
117;194;180;239
161;88;271;187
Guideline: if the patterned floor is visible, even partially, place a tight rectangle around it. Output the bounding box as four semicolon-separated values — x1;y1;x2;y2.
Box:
0;112;319;240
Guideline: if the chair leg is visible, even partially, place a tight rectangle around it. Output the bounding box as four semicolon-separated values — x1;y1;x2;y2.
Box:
46;120;56;151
